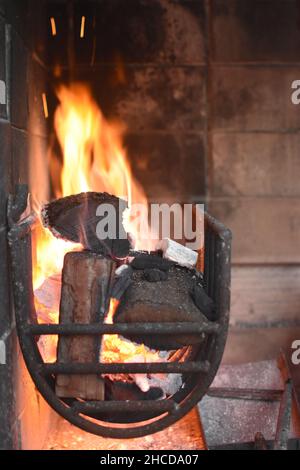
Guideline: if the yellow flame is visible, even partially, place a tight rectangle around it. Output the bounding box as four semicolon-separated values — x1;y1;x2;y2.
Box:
33;83;150;290
54;84;137;202
101;299;162;388
32;83;159;368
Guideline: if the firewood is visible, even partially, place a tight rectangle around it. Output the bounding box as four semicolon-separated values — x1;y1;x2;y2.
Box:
115;265;208;350
56;251;116;400
42;192;130;258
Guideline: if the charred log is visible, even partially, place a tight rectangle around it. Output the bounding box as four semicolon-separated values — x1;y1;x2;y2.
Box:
42;191;130;258
115;265;209;350
56;251;116;400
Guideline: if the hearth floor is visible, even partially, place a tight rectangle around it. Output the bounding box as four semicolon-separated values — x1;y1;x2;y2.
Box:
43;408;206;450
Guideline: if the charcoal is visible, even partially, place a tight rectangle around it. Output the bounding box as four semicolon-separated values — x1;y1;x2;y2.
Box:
42;191;130;258
108;382;163;401
110;265;133;300
143;268;168;282
129;250;163;258
191;284;216;321
191;269;205;285
130;254;173;271
115;266;209;349
105;380;164;401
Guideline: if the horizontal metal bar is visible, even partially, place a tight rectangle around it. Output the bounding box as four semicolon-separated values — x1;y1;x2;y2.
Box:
72;400;177;414
39;361;210;375
208;387;283;402
26;322;220;336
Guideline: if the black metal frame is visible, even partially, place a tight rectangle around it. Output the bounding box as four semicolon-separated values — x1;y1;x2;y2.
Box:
8;185;231;438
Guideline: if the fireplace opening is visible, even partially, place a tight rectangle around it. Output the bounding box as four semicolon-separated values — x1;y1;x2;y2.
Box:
1;0;234;449
8;184;231;439
3;0;300;452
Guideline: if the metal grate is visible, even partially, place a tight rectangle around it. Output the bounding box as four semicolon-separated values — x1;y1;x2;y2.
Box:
8;184;231;438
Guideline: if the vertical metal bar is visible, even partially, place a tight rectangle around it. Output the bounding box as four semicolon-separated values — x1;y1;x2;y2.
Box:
5;24;11;121
274;380;293;450
209;231;215;300
204;219;210;292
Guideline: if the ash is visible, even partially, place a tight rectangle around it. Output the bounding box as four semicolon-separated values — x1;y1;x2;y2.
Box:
147;374;183;396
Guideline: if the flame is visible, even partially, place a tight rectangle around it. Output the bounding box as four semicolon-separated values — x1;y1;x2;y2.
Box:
101;299;164;392
32;83;159;371
55;83;145;204
54;83;152;247
33;83;152;289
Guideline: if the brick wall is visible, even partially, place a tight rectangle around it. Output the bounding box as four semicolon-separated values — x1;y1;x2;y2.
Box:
45;0;208;203
207;0;300;265
204;1;300;337
44;0;300;264
46;0;300;331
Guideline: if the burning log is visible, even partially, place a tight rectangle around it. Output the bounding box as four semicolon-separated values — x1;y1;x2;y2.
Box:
42;191;130;258
115;265;210;350
56;251;116;400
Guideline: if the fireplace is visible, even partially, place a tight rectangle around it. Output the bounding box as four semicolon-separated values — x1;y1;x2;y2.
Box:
0;0;234;449
3;0;300;452
8;183;231;439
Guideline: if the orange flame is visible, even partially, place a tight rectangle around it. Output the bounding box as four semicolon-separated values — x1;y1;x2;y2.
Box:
32;83;160;371
55;84;135;200
33;83;152;290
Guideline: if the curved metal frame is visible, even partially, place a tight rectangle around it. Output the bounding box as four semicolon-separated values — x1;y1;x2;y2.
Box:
8;186;231;438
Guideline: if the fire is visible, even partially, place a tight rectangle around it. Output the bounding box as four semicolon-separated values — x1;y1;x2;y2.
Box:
32;83;160;373
101;298;164;392
33;226;80;290
55;84;134;200
33;83;151;289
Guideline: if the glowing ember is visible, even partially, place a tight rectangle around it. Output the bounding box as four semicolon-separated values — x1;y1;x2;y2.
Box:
101;298;164;392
